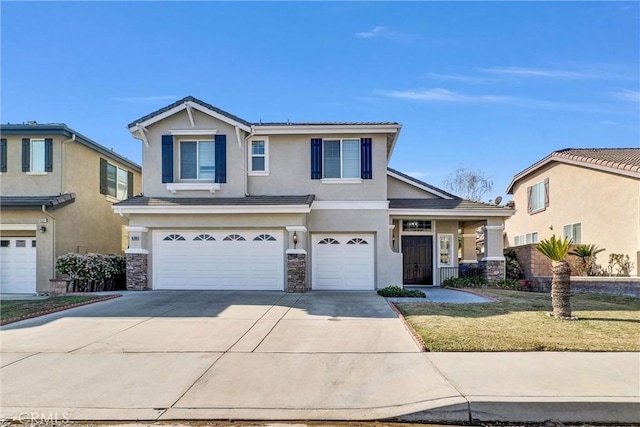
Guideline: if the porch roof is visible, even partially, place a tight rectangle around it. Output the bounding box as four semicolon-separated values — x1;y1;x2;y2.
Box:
0;193;76;210
388;198;514;217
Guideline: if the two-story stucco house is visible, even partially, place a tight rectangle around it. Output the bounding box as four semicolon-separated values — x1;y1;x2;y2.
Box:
115;96;513;291
0;123;142;293
505;148;640;276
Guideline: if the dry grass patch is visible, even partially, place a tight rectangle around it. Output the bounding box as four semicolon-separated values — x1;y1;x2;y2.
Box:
395;289;640;352
1;295;103;324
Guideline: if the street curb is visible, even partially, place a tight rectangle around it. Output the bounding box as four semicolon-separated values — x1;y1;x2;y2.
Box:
0;294;122;326
388;301;428;352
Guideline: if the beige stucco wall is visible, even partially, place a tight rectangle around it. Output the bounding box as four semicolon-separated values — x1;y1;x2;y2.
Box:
140;110;389;201
387;175;439;199
505;162;640;275
0;134;142;292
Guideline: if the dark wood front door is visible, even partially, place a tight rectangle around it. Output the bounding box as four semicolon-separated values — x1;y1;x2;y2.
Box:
402;236;433;285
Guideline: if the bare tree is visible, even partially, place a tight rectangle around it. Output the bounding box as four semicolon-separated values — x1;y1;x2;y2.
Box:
443;167;493;202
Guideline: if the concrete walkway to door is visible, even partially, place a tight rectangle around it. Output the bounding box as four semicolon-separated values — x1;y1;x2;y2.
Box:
1;291;638;424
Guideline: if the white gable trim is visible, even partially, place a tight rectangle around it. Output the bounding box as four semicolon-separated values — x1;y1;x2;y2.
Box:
113;204;312;215
252;124;401;136
387;170;454;200
129;100;251;134
390;208;514;218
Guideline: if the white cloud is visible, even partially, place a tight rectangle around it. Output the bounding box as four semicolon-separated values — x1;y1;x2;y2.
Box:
355;26;420;42
611;89;640;102
113;96;178;103
479;66;589;79
376;88;512;104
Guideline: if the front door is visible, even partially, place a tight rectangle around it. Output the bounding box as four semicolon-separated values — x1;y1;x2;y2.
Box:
402;236;433;285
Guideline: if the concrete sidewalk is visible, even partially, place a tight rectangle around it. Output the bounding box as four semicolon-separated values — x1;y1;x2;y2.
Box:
0;291;638;424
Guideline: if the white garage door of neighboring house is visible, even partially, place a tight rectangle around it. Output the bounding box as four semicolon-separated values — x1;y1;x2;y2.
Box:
153;230;284;290
312;234;375;290
0;238;37;294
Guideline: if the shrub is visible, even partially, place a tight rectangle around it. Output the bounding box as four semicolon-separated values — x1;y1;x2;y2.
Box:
377;286;426;298
55;253;126;291
442;277;521;290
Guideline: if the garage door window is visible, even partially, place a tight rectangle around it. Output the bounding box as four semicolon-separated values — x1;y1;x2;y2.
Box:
194;234;215;241
318;238;339;245
254;234;276;241
347;238;368;245
223;234;246;241
164;234;186;241
0;240;9;247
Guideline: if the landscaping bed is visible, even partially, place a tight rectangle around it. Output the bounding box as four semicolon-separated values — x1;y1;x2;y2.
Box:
395;289;640;352
1;294;121;325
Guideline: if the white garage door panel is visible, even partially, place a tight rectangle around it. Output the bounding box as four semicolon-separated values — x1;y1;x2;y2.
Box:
0;238;37;294
153;231;284;290
312;234;374;290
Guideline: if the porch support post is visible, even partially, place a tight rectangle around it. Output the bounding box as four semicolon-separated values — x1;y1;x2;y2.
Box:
286;226;307;292
461;225;478;264
481;218;506;281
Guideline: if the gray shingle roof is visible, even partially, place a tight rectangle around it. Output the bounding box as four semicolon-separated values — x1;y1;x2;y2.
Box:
114;195;315;207
387;167;460;199
0;124;141;172
0;193;76;210
388;198;509;210
127;96;399;129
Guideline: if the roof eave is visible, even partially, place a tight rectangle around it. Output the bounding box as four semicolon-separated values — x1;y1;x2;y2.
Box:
251;123;401;135
112;204;312;215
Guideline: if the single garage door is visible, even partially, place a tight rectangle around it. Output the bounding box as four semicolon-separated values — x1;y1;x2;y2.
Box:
153;230;284;290
0;237;37;294
312;234;375;290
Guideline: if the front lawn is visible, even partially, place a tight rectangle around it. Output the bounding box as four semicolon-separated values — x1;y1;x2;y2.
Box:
395;289;640;352
1;295;104;324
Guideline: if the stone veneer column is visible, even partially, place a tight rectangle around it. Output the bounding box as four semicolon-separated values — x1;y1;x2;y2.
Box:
126;253;148;291
125;226;149;291
287;252;306;293
483;259;506;282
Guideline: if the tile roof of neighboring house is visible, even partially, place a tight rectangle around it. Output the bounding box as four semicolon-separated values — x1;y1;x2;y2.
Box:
0;193;76;210
114;194;315;207
387;167;460;199
0;124;141;172
388;198;510;211
127;95;399;129
507;147;640;194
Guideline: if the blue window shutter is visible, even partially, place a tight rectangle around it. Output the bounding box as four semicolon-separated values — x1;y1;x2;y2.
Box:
0;139;6;173
127;170;134;198
22;138;30;172
310;138;322;179
214;134;226;183
99;158;108;194
44;138;53;172
361;138;372;179
161;135;174;183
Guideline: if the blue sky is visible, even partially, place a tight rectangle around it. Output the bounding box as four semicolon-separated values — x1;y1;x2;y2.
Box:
2;1;638;200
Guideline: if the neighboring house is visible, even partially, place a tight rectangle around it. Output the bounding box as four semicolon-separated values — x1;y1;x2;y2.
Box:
505;148;640;276
0;123;142;293
115;96;513;291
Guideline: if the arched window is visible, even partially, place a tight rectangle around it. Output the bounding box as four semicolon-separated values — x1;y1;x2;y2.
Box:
347;238;368;245
194;234;215;241
254;234;276;241
163;234;186;241
223;234;246;241
318;238;339;245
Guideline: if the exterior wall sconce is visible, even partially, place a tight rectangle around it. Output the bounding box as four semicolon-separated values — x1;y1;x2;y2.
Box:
39;225;47;233
292;231;298;249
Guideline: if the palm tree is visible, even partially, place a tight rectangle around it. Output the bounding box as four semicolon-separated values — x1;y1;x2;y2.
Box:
536;235;573;319
569;244;605;276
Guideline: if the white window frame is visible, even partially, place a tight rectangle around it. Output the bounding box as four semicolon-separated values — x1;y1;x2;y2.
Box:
179;139;215;181
437;233;455;268
30;138;46;173
529;180;546;213
105;162;129;201
248;136;269;176
322;138;361;181
514;235;525;246
563;222;582;244
514;232;539;246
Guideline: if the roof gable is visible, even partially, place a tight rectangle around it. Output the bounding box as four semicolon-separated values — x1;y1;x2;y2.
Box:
507;148;640;194
387;168;459;200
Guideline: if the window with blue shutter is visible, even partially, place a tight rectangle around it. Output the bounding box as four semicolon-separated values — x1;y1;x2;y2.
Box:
22;138;30;172
214;134;226;183
360;138;372;179
161;135;174;183
44;138;53;172
310;138;322;179
0;139;6;173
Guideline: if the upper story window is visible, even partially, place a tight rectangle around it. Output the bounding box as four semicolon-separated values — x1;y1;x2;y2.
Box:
514;232;538;246
100;158;133;201
180;140;215;180
527;178;549;214
22;138;53;173
249;137;269;175
323;139;360;179
563;222;582;244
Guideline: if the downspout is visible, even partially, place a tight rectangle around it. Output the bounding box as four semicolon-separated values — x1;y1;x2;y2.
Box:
243;125;256;197
41;205;56;282
60;134;76;194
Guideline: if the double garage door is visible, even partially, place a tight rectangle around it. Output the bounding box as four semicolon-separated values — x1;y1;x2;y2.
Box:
0;237;37;294
153;230;284;290
153;230;375;291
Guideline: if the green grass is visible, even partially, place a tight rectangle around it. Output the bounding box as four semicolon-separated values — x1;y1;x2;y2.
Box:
395;289;640;352
1;296;102;323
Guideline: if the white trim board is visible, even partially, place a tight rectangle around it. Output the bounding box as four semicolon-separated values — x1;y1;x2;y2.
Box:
311;201;389;210
113;205;312;215
389;208;514;217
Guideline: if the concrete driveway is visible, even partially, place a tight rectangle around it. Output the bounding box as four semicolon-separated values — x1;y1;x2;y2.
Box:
0;291;465;421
